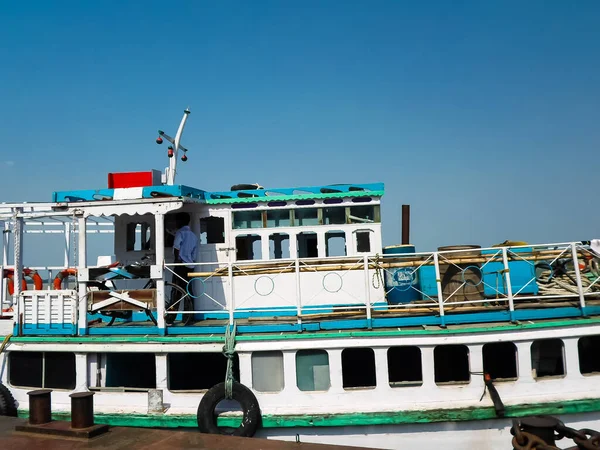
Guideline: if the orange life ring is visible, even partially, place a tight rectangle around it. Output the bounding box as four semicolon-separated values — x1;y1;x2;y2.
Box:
3;268;43;295
53;268;78;290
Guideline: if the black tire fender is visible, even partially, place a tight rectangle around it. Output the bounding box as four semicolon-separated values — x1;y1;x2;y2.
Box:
0;381;17;417
197;381;261;437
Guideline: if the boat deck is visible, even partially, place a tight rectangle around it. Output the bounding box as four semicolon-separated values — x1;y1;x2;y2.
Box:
0;416;373;450
81;297;600;336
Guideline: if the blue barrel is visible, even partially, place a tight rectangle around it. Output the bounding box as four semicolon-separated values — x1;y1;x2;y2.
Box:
383;245;420;304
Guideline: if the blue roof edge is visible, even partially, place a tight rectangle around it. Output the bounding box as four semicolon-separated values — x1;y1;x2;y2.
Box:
52;183;384;203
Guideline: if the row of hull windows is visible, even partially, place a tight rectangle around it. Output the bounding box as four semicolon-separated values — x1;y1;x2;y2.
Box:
8;336;600;392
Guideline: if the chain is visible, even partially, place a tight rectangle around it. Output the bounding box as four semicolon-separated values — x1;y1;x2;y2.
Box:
511;417;600;450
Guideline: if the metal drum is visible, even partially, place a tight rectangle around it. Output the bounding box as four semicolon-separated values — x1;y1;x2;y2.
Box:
383;245;420;304
437;245;483;304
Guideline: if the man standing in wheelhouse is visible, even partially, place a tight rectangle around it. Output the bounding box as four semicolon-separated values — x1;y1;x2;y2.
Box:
166;212;198;325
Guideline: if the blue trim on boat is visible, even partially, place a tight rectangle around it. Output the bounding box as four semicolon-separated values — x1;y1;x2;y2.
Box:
320;319;369;330
200;304;388;320
14;305;596;337
166;322;321;335
372;315;441;328
20;324;76;336
167;326;227;335
205;183;385;201
52;185;207;202
513;306;593;321
87;327;161;336
52;183;383;203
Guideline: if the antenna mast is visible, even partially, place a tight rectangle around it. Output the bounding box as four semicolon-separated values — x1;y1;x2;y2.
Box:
155;108;191;185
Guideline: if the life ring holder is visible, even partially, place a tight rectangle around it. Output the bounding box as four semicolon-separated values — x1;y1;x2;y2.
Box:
3;268;43;295
197;381;261;437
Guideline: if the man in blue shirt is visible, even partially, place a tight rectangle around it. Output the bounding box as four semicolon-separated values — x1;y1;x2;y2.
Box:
167;212;198;325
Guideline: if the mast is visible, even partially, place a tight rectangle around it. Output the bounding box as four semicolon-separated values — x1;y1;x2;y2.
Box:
156;108;191;185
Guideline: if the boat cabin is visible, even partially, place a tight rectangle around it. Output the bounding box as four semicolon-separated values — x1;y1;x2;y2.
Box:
0;171;390;336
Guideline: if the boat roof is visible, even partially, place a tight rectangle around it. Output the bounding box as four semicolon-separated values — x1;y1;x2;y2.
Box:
51;182;385;204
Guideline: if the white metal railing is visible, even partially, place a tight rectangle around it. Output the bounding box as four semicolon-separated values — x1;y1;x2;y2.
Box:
157;241;600;328
0;265;80;318
8;241;597;331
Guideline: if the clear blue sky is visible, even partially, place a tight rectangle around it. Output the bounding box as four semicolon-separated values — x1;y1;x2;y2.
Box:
1;1;599;256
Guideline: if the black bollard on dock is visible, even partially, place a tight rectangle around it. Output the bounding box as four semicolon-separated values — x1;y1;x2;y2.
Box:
70;391;95;429
16;389;108;438
27;389;52;425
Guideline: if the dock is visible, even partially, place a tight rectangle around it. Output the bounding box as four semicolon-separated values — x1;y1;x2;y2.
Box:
0;416;373;450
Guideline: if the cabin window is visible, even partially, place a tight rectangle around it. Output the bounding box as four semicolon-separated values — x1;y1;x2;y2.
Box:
483;342;518;381
168;353;239;391
104;353;156;390
531;339;565;379
200;216;225;244
388;346;422;387
325;231;347;257
342;348;376;389
296;350;330;391
579;335;600;375
126;222;152;251
356;230;371;253
323;207;345;225
236;234;262;261
434;345;470;384
269;233;290;259
266;209;292;227
297;232;318;258
9;351;76;390
268;201;287;207
252;351;284;392
349;205;377;224
295;208;319;226
233;211;263;229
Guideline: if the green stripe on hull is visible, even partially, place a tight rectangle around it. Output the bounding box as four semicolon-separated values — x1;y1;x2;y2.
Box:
7;317;600;344
17;398;600;429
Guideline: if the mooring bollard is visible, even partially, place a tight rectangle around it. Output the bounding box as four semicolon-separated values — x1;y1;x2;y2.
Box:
27;389;52;425
69;392;95;429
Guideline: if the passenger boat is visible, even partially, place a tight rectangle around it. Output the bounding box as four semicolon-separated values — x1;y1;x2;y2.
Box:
1;109;599;449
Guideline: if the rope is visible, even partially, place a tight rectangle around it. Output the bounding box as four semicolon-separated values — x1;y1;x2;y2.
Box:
536;260;600;296
372;253;384;289
223;322;237;399
0;334;12;354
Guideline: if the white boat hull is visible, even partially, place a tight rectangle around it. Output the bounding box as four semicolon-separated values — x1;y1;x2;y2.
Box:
256;412;600;450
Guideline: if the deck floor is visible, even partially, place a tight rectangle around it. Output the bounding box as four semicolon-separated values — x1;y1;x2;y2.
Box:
0;416;374;450
85;298;600;335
